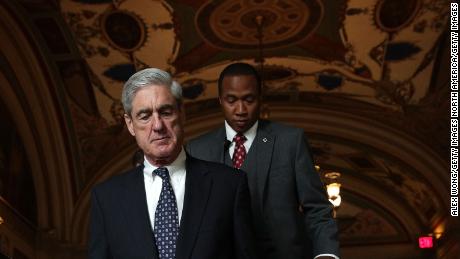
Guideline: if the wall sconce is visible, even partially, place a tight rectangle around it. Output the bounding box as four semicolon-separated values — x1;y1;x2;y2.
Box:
327;182;342;207
315;165;343;215
433;222;445;239
324;172;342;209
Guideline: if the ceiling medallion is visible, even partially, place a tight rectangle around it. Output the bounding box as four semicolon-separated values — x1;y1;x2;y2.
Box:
196;0;323;50
374;0;421;33
100;10;147;52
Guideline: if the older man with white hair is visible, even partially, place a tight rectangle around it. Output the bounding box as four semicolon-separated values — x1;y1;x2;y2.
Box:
89;68;257;259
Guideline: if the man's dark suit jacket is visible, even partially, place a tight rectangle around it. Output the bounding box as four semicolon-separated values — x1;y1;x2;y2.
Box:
186;120;340;259
89;155;256;259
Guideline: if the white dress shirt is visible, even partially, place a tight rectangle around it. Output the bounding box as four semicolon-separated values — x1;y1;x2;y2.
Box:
143;148;187;231
225;120;258;158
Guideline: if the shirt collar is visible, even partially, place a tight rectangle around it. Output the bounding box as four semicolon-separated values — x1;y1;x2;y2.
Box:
225;120;258;143
143;148;186;178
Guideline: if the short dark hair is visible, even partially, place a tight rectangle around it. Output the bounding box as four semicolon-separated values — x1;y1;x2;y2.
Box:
218;62;261;96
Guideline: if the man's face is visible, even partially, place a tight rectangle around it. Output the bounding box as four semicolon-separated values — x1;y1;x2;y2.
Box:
219;75;260;133
124;85;184;166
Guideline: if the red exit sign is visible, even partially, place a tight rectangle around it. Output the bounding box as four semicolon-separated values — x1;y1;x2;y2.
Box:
418;236;434;249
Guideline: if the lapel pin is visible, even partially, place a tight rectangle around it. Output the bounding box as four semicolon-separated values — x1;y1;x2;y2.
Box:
262;138;268;143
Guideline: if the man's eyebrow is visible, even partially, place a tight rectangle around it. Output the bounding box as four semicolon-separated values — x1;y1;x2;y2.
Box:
225;93;254;98
158;104;176;111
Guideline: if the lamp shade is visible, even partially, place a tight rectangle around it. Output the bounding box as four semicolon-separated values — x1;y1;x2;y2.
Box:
327;183;341;198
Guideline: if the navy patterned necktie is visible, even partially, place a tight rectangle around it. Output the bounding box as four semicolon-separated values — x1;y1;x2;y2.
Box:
153;167;179;259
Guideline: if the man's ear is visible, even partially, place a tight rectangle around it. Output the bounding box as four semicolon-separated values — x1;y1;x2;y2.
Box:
124;114;135;136
218;95;222;105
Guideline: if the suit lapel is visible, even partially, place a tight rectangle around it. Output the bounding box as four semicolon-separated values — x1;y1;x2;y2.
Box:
120;167;158;258
250;121;275;209
176;156;212;259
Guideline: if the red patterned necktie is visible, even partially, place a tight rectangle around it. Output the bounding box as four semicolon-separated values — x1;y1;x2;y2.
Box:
232;133;247;169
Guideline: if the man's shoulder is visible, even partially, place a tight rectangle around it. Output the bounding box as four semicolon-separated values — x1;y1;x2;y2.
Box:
261;120;303;136
188;155;238;173
186;127;224;153
187;156;244;180
92;167;141;194
188;127;222;143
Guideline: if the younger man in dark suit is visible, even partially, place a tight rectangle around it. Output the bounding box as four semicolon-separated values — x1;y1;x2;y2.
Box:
89;68;256;259
187;63;340;259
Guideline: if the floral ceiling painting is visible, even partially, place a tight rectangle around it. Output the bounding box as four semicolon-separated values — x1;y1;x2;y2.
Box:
61;0;449;125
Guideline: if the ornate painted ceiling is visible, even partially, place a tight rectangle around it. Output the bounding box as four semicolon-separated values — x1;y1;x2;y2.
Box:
60;0;448;124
